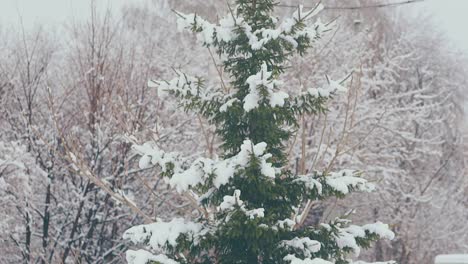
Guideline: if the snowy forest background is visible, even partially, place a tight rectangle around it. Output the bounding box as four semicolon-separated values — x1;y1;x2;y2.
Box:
0;0;467;263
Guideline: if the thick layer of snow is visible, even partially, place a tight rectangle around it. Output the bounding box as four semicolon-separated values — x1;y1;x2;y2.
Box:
294;170;374;196
293;176;322;193
336;230;361;256
176;13;215;44
133;142;182;173
244;62;287;111
335;222;395;256
362;222;395;240
326;170;375;194
219;189;243;211
245;208;265;219
281;237;321;258
171;139;275;192
219;190;265;219
276;219;296;231
123;218;203;250
134;139;276;193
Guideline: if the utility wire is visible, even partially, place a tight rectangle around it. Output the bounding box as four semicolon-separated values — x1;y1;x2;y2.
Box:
278;0;426;10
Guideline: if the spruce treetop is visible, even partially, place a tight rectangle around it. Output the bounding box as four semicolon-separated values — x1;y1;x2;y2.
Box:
124;1;395;263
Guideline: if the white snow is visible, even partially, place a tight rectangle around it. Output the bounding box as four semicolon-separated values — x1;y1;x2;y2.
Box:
156;70;219;103
123;218;204;251
176;13;215;44
343;225;367;238
245;208;265;219
260;156;276;178
336;229;361;256
293;176;322;194
362;222;395;240
138;154;152;170
219;98;239;112
244;62;288;111
295;170;374;196
176;4;330;57
126;250;179;264
219;190;265;220
351;261;396;264
134;139;275;193
326;170;375;194
279;18;296;34
270;91;289;108
281;237;321;258
327;77;348;93
284;255;333;264
177;11;240;45
219;189;243;211
243;89;261;112
277;219;296;231
172;139;274;192
147;79;158;88
305;76;348;99
133;142;182;173
334;221;394;257
169;157;215;192
217;15;238;42
174;6;336;114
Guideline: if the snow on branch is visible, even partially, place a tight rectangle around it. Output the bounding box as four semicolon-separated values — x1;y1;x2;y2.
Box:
325;170;375;194
283;254;333;264
294;169;375;198
351;261;396;264
133;139;276;193
244;62;288;111
172;139;275;193
292;75;348;114
280;237;321;258
133;142;184;176
126;249;179;264
175;3;330;53
309;218;395;258
282;218;395;264
218;190;265;220
148;70;222;114
123;218;206;252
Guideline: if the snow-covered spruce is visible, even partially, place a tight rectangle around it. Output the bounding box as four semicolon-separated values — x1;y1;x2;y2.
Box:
175;3;330;51
123;1;395;263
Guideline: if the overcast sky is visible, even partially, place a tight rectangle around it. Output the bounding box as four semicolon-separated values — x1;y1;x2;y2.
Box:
0;0;138;26
418;0;468;52
0;0;467;52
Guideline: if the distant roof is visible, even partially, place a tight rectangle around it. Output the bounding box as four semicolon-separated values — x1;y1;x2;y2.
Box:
435;255;468;264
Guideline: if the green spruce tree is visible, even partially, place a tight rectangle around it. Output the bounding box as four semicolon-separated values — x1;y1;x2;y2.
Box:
123;1;395;263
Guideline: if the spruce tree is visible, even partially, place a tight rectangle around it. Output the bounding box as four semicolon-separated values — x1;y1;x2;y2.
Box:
123;1;395;263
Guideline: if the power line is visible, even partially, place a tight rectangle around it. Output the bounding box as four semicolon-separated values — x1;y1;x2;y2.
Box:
277;0;426;10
